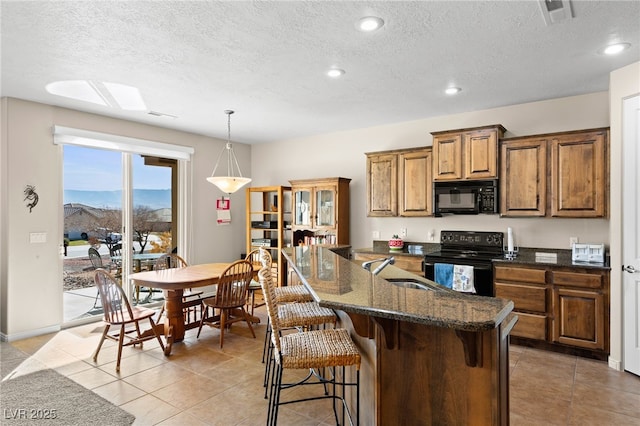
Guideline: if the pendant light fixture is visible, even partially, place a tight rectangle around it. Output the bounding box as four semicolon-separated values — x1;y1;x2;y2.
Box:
206;110;251;194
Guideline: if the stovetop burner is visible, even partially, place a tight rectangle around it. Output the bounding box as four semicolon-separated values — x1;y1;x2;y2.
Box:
438;230;504;256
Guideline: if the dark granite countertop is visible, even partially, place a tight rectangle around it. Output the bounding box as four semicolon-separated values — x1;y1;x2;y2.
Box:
493;247;610;270
352;240;440;257
283;246;513;332
355;243;610;271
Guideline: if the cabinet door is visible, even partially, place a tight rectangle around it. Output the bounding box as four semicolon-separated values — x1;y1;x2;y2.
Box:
433;133;462;180
464;129;498;179
293;187;312;227
552;287;605;350
315;185;337;229
367;153;398;216
399;149;432;216
500;138;547;216
550;130;607;217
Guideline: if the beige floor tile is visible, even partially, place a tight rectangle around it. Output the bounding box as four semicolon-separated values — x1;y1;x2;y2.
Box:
121;394;181;426
510;393;571;425
156;410;210;425
152;374;231;409
569;401;640;425
575;356;640;395
99;351;167;378
92;379;147;405
571;382;640;419
68;365;118;389
124;362;199;393
53;358;95;376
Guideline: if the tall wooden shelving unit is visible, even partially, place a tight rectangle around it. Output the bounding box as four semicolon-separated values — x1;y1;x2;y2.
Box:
246;186;291;287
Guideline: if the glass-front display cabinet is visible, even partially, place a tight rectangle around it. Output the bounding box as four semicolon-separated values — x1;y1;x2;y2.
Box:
289;177;351;247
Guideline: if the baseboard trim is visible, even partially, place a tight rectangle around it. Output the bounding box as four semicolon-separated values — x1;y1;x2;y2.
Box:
608;356;622;371
0;325;61;342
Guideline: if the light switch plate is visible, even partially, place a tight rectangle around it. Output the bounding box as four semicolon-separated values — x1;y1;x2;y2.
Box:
30;232;47;243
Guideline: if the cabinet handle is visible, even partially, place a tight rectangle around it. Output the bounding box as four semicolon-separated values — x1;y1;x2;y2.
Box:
623;265;639;274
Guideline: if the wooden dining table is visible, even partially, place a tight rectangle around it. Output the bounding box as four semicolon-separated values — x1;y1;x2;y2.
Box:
129;262;260;355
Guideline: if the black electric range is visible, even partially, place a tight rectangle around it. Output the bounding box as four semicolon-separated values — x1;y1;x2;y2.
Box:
423;230;504;297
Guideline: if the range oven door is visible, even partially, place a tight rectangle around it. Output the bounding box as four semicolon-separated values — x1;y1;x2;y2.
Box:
423;256;495;297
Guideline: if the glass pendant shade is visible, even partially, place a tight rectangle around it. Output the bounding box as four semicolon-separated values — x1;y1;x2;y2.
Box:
206;175;252;193
207;110;251;194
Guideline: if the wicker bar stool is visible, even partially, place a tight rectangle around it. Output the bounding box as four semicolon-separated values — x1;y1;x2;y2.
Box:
256;249;337;392
259;249;315;363
259;266;361;426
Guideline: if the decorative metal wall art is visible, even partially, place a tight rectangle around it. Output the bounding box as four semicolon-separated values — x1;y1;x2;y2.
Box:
24;185;39;212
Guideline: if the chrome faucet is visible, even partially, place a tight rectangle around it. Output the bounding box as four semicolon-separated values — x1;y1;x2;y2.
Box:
362;256;395;275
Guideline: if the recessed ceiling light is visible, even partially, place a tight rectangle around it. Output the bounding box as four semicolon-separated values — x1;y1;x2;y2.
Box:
327;69;345;78
357;16;384;32
445;87;462;95
602;42;631;55
45;80;147;110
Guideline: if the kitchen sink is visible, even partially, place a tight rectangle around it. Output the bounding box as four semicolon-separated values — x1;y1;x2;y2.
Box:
385;278;438;291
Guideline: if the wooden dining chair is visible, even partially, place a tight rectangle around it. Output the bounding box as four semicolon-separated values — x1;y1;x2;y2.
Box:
196;259;256;348
92;269;165;372
154;253;203;325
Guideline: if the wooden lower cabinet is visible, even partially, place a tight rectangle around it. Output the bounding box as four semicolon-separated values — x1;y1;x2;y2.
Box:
353;252;423;275
551;271;606;351
494;263;609;358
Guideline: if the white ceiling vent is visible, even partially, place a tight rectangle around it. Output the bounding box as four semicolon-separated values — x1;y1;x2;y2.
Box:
538;0;573;25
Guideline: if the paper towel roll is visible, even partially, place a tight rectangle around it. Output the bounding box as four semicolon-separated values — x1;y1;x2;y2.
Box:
507;227;514;252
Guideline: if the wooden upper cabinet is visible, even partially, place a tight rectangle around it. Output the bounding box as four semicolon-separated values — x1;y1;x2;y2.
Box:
366;147;432;217
500;128;608;218
500;137;547;217
366;153;398;217
432;133;462;180
399;148;432;216
432;125;505;181
550;129;608;217
464;129;499;179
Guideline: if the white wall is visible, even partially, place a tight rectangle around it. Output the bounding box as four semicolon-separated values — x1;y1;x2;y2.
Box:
608;61;640;369
251;92;610;251
0;98;250;340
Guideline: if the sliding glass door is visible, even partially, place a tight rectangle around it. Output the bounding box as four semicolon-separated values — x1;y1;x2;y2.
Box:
62;146;173;323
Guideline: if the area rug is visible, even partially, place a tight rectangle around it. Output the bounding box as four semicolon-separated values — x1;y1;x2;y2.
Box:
0;369;135;425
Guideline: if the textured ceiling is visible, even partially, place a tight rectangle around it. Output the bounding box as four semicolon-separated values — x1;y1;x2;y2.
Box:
2;1;639;144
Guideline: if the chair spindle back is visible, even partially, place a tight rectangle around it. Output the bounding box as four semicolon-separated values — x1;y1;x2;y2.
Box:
94;269;134;324
215;260;253;309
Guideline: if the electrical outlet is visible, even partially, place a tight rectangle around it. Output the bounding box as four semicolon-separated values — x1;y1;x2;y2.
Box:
372;231;380;239
427;229;435;241
401;228;407;237
570;236;578;247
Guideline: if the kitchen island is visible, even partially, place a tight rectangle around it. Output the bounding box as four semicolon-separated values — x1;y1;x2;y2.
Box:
283;245;516;425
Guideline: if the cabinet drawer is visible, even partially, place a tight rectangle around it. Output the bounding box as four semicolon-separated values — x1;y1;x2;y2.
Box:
551;271;602;289
495;283;547;313
512;312;547;340
494;266;546;284
392;256;423;274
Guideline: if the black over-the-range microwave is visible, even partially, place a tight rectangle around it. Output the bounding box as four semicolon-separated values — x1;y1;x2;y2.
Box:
433;180;498;216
